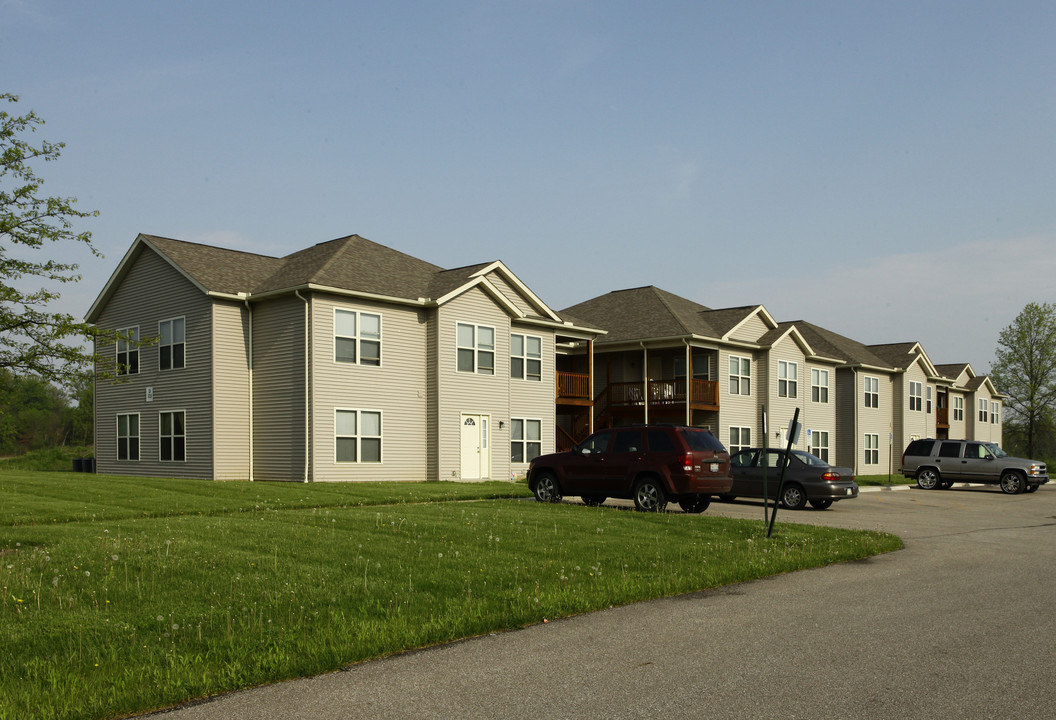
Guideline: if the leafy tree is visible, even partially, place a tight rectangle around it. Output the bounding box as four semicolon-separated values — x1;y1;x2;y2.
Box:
990;302;1056;458
1;93;103;385
0;369;71;453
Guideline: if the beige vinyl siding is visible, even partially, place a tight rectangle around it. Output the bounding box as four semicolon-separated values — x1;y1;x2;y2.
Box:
486;272;537;317
310;294;430;482
859;372;894;475
252;296;307;481
728;313;770;343
897;363;930;452
437;286;512;482
509;324;557;478
425;307;439;480
718;348;759;451
970;386;1002;442
93;246;214;478
948;390;967;439
212;301;251;480
766;341;805;446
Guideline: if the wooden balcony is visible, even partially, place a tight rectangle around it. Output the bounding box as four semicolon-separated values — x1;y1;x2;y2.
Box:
606;379;719;412
556;371;593;406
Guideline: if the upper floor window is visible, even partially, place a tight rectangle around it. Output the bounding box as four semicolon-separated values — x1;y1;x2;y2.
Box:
978;399;988;422
991;402;1000;424
116;327;139;375
159;318;185;371
927;387;933;414
159;411;186;462
811;369;829;403
457;323;494;375
864;376;879;408
117;413;140;461
511;334;541;381
729;356;751;395
953;397;964;421
778;361;798;398
335;309;381;366
909;382;923;411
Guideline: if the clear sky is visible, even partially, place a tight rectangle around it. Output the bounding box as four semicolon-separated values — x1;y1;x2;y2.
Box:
4;0;1055;374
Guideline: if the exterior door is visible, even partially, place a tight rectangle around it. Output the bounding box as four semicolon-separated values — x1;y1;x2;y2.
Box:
460;414;491;480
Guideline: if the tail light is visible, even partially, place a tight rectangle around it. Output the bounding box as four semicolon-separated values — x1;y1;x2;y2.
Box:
679;453;694;471
821;471;842;482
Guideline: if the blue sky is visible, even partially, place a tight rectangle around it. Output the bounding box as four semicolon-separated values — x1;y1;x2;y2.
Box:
4;0;1055;373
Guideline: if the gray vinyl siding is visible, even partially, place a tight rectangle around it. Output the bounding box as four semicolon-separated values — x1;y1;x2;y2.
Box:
310;294;429;482
437;286;513;482
251;296;306;481
509;323;557;478
93;246;214;479
212;301;251;480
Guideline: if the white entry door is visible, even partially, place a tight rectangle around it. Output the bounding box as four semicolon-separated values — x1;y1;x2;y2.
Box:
460;414;491;480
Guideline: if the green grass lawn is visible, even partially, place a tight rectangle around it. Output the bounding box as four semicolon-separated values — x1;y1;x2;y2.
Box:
0;473;902;720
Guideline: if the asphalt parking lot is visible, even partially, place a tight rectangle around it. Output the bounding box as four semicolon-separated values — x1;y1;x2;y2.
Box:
154;484;1056;719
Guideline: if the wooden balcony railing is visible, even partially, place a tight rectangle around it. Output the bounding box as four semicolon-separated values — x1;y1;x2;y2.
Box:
556;371;592;403
606;379;719;410
937;407;949;428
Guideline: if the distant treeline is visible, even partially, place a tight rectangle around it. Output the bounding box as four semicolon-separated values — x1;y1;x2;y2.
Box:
0;370;92;455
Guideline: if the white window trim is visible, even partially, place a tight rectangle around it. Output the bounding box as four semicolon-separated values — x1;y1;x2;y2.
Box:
864;376;879;409
116;412;140;461
116;326;140;376
334;308;383;367
159;410;187;463
811;368;829;404
864;433;879;465
456;322;496;375
511;417;543;464
909;381;923;412
729;426;752;453
778;361;798;399
335;409;383;464
510;333;542;382
810;429;830;462
953;396;964;422
158;317;186;371
729;355;751;396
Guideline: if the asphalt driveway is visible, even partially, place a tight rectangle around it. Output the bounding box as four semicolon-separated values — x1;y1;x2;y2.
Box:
152;485;1056;719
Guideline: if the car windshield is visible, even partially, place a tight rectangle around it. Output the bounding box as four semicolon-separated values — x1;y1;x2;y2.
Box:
983;442;1008;458
790;450;829;467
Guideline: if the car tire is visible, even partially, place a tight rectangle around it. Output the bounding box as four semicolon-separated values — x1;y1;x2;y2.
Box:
999;471;1026;495
940;479;954;489
633;477;668;512
781;484;807;510
717;495;736;503
532;472;562;503
1026;484;1039;493
581;495;606;507
809;499;833;510
916;468;941;490
678;496;710;514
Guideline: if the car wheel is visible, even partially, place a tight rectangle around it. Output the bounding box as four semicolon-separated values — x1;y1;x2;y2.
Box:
633;477;668;512
916;468;940;490
999;471;1026;495
532;472;562;503
678;496;710;514
809;499;833;510
780;484;807;510
1026;484;1039;493
581;495;606;506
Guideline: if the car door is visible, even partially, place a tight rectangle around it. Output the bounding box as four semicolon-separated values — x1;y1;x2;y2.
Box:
601;429;646;494
935;441;964;480
560;430;613;494
959;442;994;482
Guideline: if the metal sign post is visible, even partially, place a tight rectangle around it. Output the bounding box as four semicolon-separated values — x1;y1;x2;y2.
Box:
767;407;800;538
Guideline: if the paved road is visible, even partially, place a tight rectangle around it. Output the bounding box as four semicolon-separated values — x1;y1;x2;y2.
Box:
153;485;1056;719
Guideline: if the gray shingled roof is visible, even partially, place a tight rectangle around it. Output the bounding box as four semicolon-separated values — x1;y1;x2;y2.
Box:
561;287;717;345
794;321;896;369
144;235;282;295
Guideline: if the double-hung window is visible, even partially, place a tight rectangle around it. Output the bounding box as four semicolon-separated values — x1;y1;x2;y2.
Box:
778;361;798;398
811;369;829;403
864;434;879;465
457;323;495;375
159;411;186;462
991;402;1000;424
336;410;382;463
729;356;751;395
810;430;829;462
116;327;139;375
978;399;988;422
864;376;879;408
117;413;140;461
909;382;923;411
159;318;185;371
729;426;751;453
953;397;964;421
510;334;541;381
511;419;542;463
335;309;382;366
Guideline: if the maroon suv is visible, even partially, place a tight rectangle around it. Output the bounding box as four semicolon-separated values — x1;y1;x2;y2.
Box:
527;425;733;513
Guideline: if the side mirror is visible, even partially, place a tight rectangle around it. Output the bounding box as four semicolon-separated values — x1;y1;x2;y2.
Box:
581;447;592;455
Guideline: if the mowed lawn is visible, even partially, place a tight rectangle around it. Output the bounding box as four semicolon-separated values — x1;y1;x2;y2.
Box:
0;473;902;720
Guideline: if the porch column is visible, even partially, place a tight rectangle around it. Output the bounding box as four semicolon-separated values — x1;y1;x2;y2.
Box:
642;344;649;424
685;342;692;426
588;339;594;435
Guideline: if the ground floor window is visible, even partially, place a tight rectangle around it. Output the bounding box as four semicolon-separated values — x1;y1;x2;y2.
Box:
810;430;829;462
511;419;542;463
117;413;140;461
729;426;751;454
159;411;186;462
864;433;879;465
336;410;382;463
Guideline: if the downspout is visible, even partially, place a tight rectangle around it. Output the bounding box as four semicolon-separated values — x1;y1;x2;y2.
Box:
296;290;310;483
244;299;254;481
684;340;691;426
853;367;860;476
